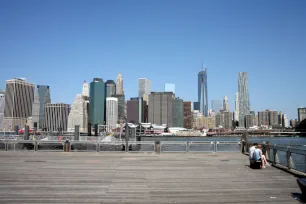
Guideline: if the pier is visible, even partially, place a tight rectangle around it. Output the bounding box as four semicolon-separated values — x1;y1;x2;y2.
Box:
0;152;302;203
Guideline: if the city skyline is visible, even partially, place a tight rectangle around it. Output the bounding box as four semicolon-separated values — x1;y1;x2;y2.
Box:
1;1;305;120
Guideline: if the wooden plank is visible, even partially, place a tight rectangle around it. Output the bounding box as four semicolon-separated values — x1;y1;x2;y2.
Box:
0;152;300;203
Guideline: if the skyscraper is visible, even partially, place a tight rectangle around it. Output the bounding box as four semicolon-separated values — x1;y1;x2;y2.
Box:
148;92;173;126
211;100;223;113
164;83;175;94
82;81;89;97
67;94;88;132
269;111;279;127
258;110;269;126
298;108;306;122
89;78;105;125
234;92;239;122
238;72;250;127
223;111;233;130
215;113;224;128
127;97;148;123
105;80;116;97
116;73;124;95
3;78;35;130
112;94;125;120
198;68;208;116
184;102;192;129
106;97;118;132
172;98;184;127
223;96;230;111
138;78;151;103
31;85;51;130
44;103;70;131
0;90;5;129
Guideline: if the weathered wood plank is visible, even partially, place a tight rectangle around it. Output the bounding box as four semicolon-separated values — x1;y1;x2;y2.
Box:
0;152;301;203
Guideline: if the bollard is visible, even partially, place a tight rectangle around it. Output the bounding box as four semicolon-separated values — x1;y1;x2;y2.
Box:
64;139;70;152
155;141;160;153
88;123;92;136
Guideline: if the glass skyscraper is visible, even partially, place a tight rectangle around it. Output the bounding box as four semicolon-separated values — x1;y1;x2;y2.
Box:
89;78;105;125
105;80;116;97
238;72;250;127
32;85;51;130
198;69;208;117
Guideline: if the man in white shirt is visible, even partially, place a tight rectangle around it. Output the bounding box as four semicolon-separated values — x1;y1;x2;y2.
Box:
249;143;258;160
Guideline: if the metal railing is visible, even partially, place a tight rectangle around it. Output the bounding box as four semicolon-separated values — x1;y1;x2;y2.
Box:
160;141;241;153
246;143;306;174
0;140;242;153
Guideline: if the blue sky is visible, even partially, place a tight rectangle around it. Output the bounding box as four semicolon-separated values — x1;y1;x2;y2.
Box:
0;0;305;119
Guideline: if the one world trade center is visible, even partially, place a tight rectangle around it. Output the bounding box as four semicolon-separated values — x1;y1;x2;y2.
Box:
198;68;208;117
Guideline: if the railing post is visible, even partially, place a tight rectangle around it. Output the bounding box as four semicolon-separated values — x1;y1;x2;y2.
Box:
186;141;189;152
273;145;277;165
34;141;37;151
215;142;218;152
287;147;291;169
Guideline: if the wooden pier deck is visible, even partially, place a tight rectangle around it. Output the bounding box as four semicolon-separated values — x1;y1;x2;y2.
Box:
0;152;302;204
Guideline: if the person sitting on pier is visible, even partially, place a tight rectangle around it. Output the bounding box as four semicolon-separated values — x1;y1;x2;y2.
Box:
258;145;269;168
252;145;270;169
249;143;258;160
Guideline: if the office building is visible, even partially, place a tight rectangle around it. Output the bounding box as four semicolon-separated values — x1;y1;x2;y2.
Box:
223;111;232;130
67;94;88;132
127;97;148;123
31;85;51;130
112;94;125;120
44;103;70;131
105;80;116;98
215;113;224;128
116;73;124;95
138;78;151;103
269;111;279;127
298;108;306;122
211;100;223;113
223;96;230;111
89;78;105;125
148;92;173;126
198;68;208;116
279;112;284;127
234;92;239;122
165;83;175;94
238;72;250;127
172;98;184;127
3;78;35;130
0;90;4;129
82;81;89;97
258;110;269;126
106;97;118;132
193;116;216;129
184;102;192;129
245;114;254;128
250;111;258;127
284;114;289;128
290;119;298;128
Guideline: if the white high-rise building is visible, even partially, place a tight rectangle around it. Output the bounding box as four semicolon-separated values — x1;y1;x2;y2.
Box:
3;78;35;130
67;94;88;132
106;97;118;132
238;72;250;127
44;103;70;131
234;92;239;122
223;96;230;111
138;78;151;102
0;90;5;129
116;73;124;95
284;114;289;128
82;81;89;97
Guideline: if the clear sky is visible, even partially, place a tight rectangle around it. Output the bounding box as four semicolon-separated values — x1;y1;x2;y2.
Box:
0;0;305;119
